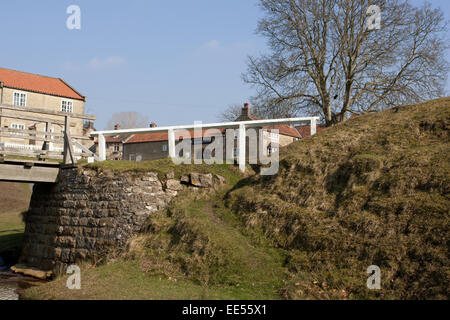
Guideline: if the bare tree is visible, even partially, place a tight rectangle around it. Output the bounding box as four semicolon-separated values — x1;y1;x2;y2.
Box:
243;0;449;126
218;102;282;121
106;111;149;130
217;104;244;122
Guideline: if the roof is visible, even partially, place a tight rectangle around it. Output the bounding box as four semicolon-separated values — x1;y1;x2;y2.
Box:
94;134;131;144
124;125;303;144
125;129;226;144
0;67;85;101
264;124;301;138
295;124;326;138
233;106;300;138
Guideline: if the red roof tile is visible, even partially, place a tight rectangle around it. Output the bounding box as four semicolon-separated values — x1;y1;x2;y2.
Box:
0;67;85;101
295;124;326;138
94;135;130;144
125;124;306;144
264;124;301;138
125;129;225;144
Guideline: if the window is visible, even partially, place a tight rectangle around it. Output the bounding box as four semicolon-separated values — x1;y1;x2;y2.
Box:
11;123;26;136
162;144;168;152
129;154;136;161
61;100;74;113
13;92;27;106
114;144;120;152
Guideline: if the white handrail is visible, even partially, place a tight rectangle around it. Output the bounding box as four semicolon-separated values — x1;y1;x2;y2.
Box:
90;117;320;172
90;117;320;136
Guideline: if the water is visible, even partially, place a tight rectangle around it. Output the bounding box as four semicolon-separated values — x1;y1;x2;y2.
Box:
0;272;20;300
0;257;45;300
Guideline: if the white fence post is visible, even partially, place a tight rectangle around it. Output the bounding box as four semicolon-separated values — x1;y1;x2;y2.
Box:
168;128;175;159
310;118;317;136
238;124;246;172
98;134;106;161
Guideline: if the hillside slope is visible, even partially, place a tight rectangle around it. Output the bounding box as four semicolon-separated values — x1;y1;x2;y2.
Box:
22;98;449;300
227;97;449;299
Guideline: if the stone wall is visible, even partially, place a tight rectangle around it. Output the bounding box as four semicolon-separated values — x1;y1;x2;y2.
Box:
19;168;224;276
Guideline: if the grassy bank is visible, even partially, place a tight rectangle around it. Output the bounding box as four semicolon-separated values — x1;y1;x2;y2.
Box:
226;97;450;299
0;182;32;263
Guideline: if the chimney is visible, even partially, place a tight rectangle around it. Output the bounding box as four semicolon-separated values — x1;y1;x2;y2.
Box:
114;124;120;130
150;122;157;128
242;102;251;118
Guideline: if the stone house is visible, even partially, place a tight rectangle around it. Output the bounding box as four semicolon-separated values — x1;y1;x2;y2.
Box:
123;127;222;162
92;124;131;160
0;67;90;152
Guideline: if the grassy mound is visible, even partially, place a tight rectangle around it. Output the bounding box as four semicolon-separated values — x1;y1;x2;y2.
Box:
226;98;450;299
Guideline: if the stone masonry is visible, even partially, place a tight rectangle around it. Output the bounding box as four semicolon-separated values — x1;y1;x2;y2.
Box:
18;168;224;276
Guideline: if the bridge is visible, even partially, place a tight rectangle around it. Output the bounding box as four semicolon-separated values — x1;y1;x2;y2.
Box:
92;116;319;172
0;104;97;183
0;103;319;182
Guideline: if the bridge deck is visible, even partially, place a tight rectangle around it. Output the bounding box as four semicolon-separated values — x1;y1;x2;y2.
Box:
0;158;61;183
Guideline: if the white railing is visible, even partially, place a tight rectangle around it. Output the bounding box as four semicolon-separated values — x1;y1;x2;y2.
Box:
91;117;319;172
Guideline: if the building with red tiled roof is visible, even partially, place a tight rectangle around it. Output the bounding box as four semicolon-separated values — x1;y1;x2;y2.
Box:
235;103;301;146
91;124;132;160
0;67;91;152
122;103;315;162
0;67;85;101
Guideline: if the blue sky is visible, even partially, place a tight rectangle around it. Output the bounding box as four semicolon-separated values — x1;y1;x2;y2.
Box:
0;0;448;129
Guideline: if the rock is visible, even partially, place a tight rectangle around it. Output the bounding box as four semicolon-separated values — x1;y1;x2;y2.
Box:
190;173;213;188
180;175;190;184
11;264;52;280
166;171;175;179
166;179;183;191
213;174;227;185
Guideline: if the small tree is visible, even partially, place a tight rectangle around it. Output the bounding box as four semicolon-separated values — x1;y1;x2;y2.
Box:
243;0;449;125
106;111;149;130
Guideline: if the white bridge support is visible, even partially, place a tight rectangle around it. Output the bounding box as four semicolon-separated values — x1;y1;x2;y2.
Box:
91;117;319;172
238;124;246;172
98;134;106;162
168;128;175;159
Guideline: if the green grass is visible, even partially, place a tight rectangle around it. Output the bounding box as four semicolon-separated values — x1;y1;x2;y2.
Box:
0;211;25;260
0;182;31;263
23;190;287;300
84;158;248;184
22;260;278;300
